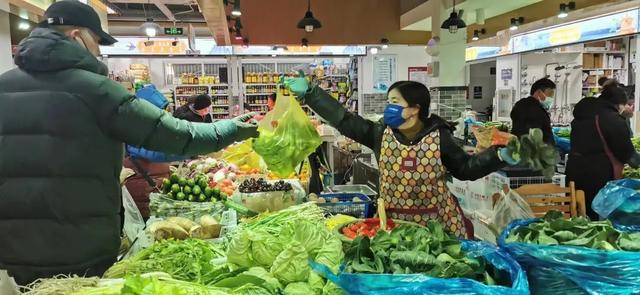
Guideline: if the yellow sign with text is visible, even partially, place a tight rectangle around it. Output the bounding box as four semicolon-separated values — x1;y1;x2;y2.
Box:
137;40;187;54
549;26;581;45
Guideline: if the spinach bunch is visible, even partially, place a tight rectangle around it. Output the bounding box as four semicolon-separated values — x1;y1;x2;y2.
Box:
507;128;558;179
506;210;640;251
344;221;497;285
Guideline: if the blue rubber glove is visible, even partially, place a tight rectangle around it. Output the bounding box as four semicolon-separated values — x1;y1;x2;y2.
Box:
232;112;260;141
283;70;310;97
498;147;520;166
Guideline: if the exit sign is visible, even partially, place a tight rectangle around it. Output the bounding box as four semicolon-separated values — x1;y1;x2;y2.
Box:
164;27;184;35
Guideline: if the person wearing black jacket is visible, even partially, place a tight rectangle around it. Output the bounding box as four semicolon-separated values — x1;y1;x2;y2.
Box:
173;94;213;123
566;84;640;220
511;78;556;145
283;75;520;238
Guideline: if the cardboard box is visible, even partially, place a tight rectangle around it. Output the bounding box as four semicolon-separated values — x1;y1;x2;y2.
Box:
594;54;603;68
583;54;595;68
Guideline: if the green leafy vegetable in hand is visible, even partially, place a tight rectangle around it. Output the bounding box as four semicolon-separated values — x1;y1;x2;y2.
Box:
507;128;558;179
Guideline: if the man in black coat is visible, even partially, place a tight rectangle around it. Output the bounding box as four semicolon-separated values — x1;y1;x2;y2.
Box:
173;94;213;122
511;78;556;145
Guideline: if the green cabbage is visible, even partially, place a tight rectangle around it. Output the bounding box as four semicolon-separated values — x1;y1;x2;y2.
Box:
270;241;310;284
283;282;315;295
307;272;324;294
243;267;283;290
313;236;343;273
250;230;283;267
227;231;254;268
282;221;326;257
322;281;345;295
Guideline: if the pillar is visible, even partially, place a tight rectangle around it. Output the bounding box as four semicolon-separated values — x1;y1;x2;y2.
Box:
0;0;13;73
429;0;468;121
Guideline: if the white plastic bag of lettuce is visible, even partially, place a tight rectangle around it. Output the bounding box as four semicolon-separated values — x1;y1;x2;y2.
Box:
226;216;344;294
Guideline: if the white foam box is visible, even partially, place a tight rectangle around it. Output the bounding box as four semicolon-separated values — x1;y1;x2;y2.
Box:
464;209;497;244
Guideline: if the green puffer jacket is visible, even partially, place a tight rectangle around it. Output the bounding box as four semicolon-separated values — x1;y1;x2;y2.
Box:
302;86;505;181
0;28;241;284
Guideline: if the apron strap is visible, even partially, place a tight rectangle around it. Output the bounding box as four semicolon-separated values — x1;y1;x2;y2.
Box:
595;115;624;180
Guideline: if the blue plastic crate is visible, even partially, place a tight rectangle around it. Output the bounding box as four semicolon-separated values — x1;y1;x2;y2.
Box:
317;193;371;218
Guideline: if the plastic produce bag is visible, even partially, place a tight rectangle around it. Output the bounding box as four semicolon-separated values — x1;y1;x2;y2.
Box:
231;180;306;213
490;189;535;234
253;93;322;177
310;240;529;295
499;219;640;295
221;140;265;173
122;186;146;242
593;179;640;231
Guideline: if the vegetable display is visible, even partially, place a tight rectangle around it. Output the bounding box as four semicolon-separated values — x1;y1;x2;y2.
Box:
225;203;345;294
149;216;222;241
162;173;228;202
343;221;499;285
340;218;397;239
104;239;226;284
555;128;571;138
238;178;293;193
506;128;558;178
506;210;640;251
623;138;640;178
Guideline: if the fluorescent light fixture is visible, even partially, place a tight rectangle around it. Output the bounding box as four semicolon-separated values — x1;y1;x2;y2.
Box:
231;0;242;16
18;21;30;31
369;47;379;55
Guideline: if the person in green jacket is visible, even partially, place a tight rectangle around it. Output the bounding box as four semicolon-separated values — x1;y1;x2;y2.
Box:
284;74;518;238
0;1;258;284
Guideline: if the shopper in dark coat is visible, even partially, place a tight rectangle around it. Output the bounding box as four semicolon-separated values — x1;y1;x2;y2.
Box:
173;94;213;123
511;78;556;145
0;1;258;284
566;84;640;220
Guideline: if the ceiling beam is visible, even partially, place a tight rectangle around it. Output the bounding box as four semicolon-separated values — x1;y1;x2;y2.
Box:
150;0;176;22
108;0;196;5
195;0;229;45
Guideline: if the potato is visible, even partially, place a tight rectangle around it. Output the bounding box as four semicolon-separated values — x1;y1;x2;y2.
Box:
330;197;340;203
308;193;319;201
352;197;362;202
317;197;327;203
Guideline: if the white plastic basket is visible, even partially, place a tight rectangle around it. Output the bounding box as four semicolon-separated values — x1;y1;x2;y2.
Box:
488;172;566;192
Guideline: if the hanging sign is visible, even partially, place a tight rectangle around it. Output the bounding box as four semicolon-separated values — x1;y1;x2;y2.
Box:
372;55;397;93
164;27;184;35
408;67;429;86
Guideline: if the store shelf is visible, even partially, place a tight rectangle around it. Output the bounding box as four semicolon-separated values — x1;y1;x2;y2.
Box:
211;104;230;107
245;93;273;96
246;103;268;106
211;112;229;114
583;68;626;71
210;93;229;96
321;74;349;78
583;50;626;54
244;83;277;86
176;94;206;97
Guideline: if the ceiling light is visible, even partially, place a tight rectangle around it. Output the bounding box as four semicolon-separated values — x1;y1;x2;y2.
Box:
471;28;485;41
510;17;524;31
242;38;249;48
231;0;241;16
140;18;161;37
440;0;466;34
234;30;243;40
369;47;379;55
381;38;389;49
18;21;30;31
558;2;575;18
144;40;154;46
301;38;309;48
272;54;277;57
297;0;322;32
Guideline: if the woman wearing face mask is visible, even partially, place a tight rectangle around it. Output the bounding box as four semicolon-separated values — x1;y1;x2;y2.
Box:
173;94;213;123
567;83;640;220
284;75;518;238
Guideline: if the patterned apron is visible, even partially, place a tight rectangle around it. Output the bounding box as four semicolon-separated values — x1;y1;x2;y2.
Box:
378;127;470;238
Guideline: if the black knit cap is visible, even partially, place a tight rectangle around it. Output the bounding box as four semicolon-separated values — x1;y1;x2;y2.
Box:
40;0;118;45
192;94;212;110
